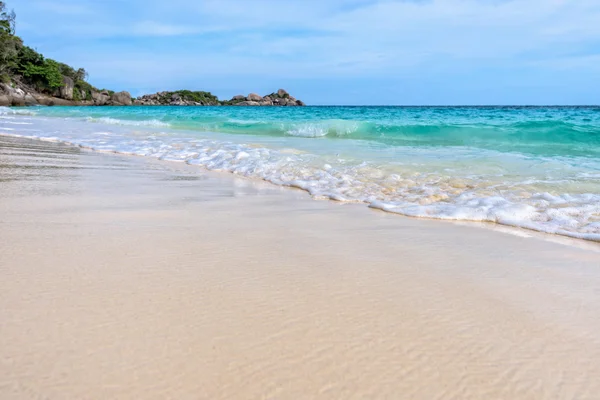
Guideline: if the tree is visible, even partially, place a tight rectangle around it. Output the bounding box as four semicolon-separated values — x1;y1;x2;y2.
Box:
22;58;63;90
75;68;88;82
0;1;17;76
0;1;15;35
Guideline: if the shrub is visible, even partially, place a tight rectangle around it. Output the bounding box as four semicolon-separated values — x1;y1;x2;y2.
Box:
22;58;63;91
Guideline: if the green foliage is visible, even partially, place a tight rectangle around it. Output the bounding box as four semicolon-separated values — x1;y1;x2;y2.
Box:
17;45;43;68
159;90;220;104
72;87;81;101
0;1;16;35
22;58;63;90
179;90;217;103
0;1;17;75
57;62;75;79
0;31;17;74
57;62;87;82
75;80;96;101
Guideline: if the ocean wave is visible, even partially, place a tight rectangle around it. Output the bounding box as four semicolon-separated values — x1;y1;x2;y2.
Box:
3;107;600;242
0;106;37;116
2;130;599;242
85;117;171;128
284;120;360;138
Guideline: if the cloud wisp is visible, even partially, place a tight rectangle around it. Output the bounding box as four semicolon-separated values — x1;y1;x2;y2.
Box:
10;0;600;104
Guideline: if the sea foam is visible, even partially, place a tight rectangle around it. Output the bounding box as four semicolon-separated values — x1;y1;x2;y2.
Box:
2;107;600;242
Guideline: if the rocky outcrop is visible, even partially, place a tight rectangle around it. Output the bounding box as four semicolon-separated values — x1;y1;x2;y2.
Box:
227;89;305;107
134;90;220;106
133;89;305;107
58;76;74;100
247;93;263;102
1;81;305;107
0;83;35;106
92;91;110;106
110;91;132;106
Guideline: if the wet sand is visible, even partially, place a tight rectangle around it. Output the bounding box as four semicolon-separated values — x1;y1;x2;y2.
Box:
1;135;600;399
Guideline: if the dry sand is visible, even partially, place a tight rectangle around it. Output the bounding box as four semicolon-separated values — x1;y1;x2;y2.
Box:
1;135;600;399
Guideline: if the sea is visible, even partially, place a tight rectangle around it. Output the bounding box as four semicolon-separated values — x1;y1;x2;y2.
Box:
1;105;600;242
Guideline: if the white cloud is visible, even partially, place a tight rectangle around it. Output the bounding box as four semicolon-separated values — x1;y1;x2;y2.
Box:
10;0;600;103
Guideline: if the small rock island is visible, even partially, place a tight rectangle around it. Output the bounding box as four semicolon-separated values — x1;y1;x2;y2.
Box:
134;88;305;107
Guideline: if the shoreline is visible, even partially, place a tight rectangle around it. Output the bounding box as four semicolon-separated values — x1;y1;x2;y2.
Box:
1;135;600;399
2;130;599;247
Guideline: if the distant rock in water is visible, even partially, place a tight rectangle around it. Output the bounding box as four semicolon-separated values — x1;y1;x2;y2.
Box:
134;89;305;106
134;90;221;106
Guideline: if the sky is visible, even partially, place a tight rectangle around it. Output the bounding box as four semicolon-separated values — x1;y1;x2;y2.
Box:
8;0;600;105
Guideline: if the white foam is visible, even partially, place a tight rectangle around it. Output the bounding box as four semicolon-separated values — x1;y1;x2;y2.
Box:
85;117;171;128
285;120;359;138
0;106;37;116
2;114;600;242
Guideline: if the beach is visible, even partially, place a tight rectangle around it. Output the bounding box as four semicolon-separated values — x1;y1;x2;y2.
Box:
1;134;600;399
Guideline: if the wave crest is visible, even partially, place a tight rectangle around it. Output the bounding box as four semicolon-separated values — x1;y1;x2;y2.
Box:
85;117;171;128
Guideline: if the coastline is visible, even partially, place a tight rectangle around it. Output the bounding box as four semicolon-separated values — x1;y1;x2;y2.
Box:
1;135;600;399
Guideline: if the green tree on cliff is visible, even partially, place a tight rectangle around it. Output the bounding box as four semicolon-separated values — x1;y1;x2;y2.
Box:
0;1;17;78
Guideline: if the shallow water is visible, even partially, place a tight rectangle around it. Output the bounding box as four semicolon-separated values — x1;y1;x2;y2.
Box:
1;105;599;241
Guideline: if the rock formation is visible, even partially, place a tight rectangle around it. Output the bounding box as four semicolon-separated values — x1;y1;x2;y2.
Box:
133;89;305;107
0;81;306;107
58;76;74;101
110;91;132;106
225;89;305;107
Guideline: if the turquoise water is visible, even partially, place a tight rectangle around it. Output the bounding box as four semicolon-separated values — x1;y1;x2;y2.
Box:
2;105;600;241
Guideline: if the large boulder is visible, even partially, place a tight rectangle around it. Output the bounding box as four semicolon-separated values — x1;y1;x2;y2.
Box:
247;93;263;102
0;95;10;106
24;94;38;106
260;96;273;106
235;100;260;106
110;91;132;106
58;76;74;100
92;91;110;106
232;95;245;101
277;88;289;98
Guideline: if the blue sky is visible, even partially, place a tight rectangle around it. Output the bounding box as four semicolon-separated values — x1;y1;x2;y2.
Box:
9;0;600;105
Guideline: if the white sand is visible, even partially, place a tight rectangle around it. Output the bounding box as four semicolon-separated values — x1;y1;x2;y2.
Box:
1;135;600;399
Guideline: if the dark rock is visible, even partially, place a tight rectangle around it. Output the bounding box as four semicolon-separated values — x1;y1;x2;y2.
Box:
277;88;289;98
235;100;260;106
232;95;246;101
58;76;74;100
247;93;263;102
110;91;132;106
24;94;38;106
92;91;110;106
